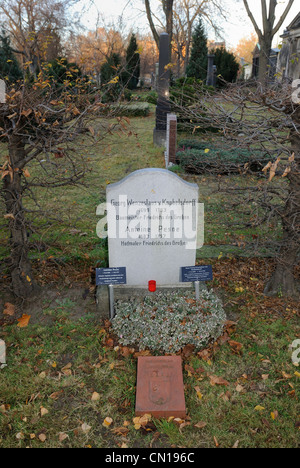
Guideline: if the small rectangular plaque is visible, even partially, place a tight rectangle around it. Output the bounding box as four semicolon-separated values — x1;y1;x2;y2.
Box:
135;356;186;418
181;265;213;282
96;267;127;285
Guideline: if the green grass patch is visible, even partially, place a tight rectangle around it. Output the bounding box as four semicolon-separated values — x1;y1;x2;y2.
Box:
0;286;299;448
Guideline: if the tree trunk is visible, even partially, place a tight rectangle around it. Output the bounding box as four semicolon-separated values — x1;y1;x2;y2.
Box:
145;0;160;49
164;0;174;49
3;135;38;298
258;36;272;85
264;114;300;297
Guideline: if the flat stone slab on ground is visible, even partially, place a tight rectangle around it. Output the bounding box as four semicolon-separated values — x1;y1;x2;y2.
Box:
135;356;186;418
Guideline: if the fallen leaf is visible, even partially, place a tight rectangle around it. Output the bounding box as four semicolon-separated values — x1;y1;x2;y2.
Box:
91;392;100;401
228;340;243;353
21;109;33;118
49;391;62;400
133;414;152;430
197;349;211;361
17;314;31;328
194;385;203;400
120;346;134;357
103;417;113;427
81;423;92;433
194;421;207;429
269;157;281;182
3;302;15;316
40;407;49;417
282;167;291;177
173;418;185;426
235;384;246;393
58;432;69;442
262;161;272;174
254;405;265;412
289;152;295;162
111;427;129;436
61;363;72;376
38;433;47;442
3;213;15;220
209;375;229;386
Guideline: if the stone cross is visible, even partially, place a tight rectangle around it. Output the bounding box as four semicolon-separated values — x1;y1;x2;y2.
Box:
153;33;171;147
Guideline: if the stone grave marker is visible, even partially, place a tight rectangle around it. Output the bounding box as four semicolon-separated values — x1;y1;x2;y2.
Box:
96;168;204;317
206;54;216;87
165;113;177;167
135;356;186;418
106;168;202;286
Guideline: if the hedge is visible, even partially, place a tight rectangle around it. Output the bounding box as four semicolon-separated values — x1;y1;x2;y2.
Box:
113;102;150;117
176;144;270;174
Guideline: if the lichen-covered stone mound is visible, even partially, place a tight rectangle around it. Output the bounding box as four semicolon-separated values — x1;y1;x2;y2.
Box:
112;289;226;354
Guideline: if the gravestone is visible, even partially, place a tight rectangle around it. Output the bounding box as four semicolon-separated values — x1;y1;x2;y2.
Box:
96;168;204;317
154;63;159;91
153;33;171;147
106;168;202;285
206;54;215;87
165;113;177;167
135;356;186;418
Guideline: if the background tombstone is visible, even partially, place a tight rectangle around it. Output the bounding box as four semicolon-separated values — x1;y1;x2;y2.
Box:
153;33;171;147
206;54;215;87
154;62;159;91
165;113;177;167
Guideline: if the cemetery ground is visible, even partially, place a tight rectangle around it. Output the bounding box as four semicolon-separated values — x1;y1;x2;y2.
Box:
0;101;299;448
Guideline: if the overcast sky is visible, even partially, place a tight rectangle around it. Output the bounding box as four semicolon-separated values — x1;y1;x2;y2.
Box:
80;0;299;48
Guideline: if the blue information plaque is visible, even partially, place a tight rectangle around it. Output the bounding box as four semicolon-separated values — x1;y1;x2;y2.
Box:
96;267;127;285
181;265;213;282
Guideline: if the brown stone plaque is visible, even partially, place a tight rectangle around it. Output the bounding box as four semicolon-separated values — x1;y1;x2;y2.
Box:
135;356;186;418
168;119;177;164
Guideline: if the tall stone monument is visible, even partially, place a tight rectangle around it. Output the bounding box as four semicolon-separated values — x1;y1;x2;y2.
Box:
206;54;215;87
153;33;171;147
